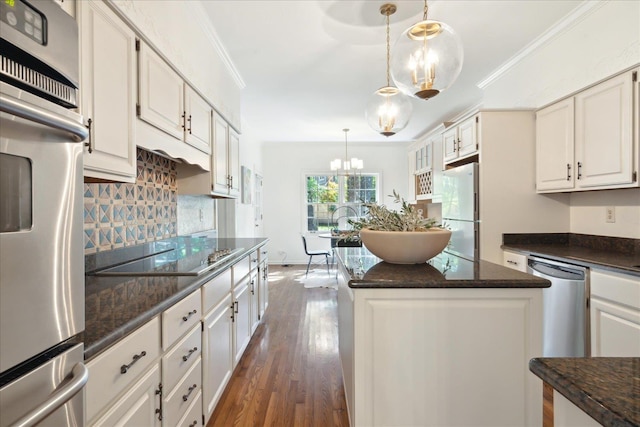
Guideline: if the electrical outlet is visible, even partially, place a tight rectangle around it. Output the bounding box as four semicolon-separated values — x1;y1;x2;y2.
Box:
605;206;616;223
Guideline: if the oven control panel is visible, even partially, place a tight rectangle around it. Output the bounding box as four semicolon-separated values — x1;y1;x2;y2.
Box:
1;0;46;45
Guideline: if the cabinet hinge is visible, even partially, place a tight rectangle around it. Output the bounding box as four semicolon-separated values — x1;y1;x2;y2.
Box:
475;116;479;123
135;38;140;51
633;71;637;82
633;171;637;182
136;104;141;116
203;415;206;426
201;321;204;332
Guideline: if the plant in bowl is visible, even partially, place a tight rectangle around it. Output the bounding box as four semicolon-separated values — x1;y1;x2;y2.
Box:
342;191;451;264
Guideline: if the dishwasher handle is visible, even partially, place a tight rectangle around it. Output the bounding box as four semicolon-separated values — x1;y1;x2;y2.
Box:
528;259;585;281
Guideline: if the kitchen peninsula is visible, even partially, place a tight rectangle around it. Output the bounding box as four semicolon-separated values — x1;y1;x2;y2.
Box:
335;247;550;427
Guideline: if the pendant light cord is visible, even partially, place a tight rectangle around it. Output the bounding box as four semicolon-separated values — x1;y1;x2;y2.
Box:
423;0;429;20
385;11;391;87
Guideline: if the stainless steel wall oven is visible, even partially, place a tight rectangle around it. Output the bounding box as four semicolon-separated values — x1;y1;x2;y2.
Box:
0;1;88;426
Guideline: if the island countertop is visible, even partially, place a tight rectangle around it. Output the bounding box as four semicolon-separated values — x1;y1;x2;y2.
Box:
335;247;550;288
529;357;640;427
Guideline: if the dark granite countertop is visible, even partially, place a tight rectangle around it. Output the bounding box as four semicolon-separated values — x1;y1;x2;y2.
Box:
529;357;640;427
502;233;640;277
83;237;268;361
335;247;550;288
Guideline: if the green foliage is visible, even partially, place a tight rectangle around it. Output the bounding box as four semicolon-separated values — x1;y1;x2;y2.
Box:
346;190;439;234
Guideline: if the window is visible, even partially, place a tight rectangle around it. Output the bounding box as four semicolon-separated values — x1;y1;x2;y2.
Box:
305;173;379;232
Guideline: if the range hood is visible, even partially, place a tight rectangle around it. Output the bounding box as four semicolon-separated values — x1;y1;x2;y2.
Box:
137;118;210;171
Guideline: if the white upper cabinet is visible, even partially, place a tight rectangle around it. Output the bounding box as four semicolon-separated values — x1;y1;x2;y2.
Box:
535;98;575;191
443;116;478;164
228;128;240;197
185;85;213;154
138;42;184;141
536;68;639;193
138;42;212;156
575;70;635;188
211;114;240;197
79;0;137;183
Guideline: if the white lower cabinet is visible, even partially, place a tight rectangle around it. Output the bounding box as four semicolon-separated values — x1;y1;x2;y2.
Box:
163;358;202;427
337;275;543;426
91;363;162;427
590;269;640;356
202;294;233;421
233;276;252;366
503;250;528;272
86;317;161;424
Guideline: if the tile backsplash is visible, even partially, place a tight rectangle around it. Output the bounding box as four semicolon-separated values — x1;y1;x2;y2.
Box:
83;149;177;254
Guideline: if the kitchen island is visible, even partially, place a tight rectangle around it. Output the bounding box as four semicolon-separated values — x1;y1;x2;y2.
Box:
335;247;550;427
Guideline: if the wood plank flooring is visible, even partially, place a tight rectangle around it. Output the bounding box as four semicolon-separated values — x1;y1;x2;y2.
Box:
206;266;350;427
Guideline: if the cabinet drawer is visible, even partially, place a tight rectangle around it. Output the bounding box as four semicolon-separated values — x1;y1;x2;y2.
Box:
258;248;268;263
233;256;251;284
86;317;161;423
163;290;200;350
591;269;640;311
162;323;202;392
163;357;202;427
202;268;232;314
177;390;203;427
250;250;259;271
503;250;527;273
90;363;161;427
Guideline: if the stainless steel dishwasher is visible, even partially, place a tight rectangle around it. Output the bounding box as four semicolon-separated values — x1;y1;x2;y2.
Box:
527;256;589;357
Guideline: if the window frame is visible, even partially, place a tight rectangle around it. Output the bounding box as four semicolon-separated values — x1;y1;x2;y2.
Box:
302;171;381;233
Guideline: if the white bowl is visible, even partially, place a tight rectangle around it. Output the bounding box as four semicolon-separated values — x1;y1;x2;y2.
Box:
359;228;452;264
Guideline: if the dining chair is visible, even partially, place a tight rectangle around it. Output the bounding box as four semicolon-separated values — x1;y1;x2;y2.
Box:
301;235;331;276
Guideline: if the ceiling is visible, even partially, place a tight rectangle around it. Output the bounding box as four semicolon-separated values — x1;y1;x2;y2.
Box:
202;0;585;144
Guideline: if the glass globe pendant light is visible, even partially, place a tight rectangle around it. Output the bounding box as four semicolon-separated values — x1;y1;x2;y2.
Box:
365;3;412;137
390;0;463;100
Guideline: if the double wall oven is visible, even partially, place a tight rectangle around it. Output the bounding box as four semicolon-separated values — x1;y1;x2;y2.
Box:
0;1;88;426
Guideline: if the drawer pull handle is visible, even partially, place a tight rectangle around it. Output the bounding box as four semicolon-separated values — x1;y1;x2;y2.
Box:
234;301;239;314
182;346;198;362
182;384;197;402
188;421;198;427
182;309;197;322
507;260;518;265
120;351;147;374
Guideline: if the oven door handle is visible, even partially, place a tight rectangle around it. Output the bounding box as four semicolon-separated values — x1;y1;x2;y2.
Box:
0;93;88;142
9;362;89;427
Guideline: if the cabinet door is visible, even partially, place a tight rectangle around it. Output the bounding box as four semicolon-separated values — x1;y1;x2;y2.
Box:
79;0;136;182
185;86;212;154
456;116;478;158
233;279;251;366
258;259;269;318
535;98;575;192
138;43;185;141
575;70;635;188
90;364;161;427
249;273;259;333
202;295;233;422
212;114;229;194
590;269;640;356
442;127;458;162
228;128;241;197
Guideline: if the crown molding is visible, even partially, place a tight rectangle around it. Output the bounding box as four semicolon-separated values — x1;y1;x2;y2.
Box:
191;1;246;89
477;0;606;89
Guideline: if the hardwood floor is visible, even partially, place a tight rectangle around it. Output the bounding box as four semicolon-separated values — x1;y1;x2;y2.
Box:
206;266;350;427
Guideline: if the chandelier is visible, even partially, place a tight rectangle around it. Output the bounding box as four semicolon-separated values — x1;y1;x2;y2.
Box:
365;3;412;137
330;129;363;175
390;0;463;100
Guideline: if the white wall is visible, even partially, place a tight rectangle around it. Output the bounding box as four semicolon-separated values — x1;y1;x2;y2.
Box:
263;141;409;265
482;0;640;239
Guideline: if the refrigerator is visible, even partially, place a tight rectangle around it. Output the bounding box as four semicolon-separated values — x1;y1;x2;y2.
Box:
441;163;479;260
